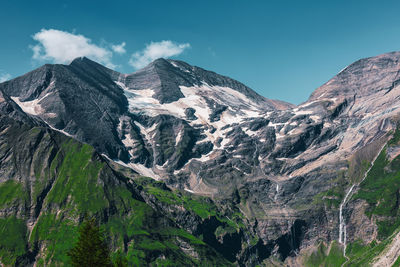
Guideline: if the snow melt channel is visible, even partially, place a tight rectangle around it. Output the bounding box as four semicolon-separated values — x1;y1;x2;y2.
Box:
338;143;387;257
338;184;354;255
274;184;279;201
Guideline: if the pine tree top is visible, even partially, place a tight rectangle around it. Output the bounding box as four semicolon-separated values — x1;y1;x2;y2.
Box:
68;218;112;267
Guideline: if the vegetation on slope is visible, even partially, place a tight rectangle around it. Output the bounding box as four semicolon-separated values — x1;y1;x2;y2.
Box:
305;125;400;266
0;125;232;266
134;177;258;263
68;218;112;267
305;241;346;267
135;177;246;230
353;130;400;240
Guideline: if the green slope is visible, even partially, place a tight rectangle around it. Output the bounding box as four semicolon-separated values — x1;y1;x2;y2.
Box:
304;126;400;267
0;123;232;266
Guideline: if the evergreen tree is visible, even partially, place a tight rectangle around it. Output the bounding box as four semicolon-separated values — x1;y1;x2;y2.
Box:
68;218;112;267
113;250;128;267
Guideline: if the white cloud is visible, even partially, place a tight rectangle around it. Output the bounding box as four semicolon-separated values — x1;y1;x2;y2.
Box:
0;72;11;83
111;42;126;54
129;40;190;69
31;29;122;68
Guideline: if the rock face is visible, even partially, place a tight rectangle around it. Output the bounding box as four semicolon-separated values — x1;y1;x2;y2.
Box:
2;52;400;265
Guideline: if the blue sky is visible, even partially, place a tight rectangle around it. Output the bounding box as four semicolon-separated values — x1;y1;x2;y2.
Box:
1;0;400;104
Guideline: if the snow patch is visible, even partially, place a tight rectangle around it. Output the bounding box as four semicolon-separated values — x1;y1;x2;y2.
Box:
102;153;158;180
220;137;231;148
46;123;74;137
11;93;52;116
169;61;179;68
114;160;161;180
121;132;135;148
274;184;279;201
175;129;183;144
268;122;284;127
294;109;313;115
116;80;265;127
134;121;157;143
244;127;258;137
170;61;190;73
184;188;195;193
194;153;212;162
310;115;321;122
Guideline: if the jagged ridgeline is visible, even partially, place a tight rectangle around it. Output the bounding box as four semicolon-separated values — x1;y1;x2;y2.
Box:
3;51;400;266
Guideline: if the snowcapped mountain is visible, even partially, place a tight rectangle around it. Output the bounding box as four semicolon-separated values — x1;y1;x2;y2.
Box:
0;56;295;183
3;52;400;265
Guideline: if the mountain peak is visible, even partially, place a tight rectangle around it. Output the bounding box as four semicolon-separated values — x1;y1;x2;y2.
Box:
129;58;294;109
150;57;171;65
69;56;108;69
70;56;91;64
309;51;400;101
69;56;105;69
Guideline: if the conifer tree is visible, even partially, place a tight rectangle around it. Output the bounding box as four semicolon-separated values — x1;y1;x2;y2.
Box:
113;250;128;267
68;218;112;267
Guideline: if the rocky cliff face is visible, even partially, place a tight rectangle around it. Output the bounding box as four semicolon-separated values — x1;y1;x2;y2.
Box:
2;52;400;265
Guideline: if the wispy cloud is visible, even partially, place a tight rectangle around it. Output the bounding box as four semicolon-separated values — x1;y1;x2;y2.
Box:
111;42;126;54
208;47;216;57
31;29;125;68
129;40;190;69
0;72;11;83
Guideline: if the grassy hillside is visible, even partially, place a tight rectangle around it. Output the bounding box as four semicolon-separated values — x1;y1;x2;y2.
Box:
304;126;400;267
0;124;232;266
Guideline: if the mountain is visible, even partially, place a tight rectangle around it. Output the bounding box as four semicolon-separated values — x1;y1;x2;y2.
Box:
0;56;294;182
2;52;400;266
0;89;241;266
